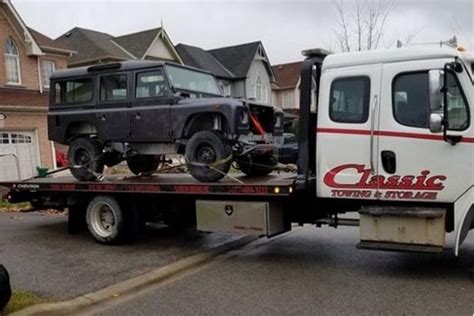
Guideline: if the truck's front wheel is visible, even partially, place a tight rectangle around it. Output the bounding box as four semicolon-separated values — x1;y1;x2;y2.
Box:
185;131;232;182
68;138;104;181
86;196;134;245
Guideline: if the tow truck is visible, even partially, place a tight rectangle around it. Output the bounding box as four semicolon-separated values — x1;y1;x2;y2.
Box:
2;46;473;255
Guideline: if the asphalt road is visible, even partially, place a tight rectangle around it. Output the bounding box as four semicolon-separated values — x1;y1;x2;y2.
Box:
0;211;238;300
99;226;474;316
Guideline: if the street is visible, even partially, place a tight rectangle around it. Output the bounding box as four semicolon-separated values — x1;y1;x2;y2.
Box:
0;212;239;301
95;226;474;316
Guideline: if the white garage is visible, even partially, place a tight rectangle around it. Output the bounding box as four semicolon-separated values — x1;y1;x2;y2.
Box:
0;131;40;181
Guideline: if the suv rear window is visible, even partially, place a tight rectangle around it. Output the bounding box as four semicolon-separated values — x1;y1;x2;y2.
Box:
100;74;128;102
55;78;93;104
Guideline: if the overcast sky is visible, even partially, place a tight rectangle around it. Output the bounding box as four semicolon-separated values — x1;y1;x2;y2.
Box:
12;0;474;64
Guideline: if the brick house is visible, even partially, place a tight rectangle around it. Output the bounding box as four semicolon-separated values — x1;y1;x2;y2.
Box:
0;0;73;181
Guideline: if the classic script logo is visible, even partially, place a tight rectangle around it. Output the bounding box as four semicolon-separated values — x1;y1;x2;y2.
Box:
323;164;447;200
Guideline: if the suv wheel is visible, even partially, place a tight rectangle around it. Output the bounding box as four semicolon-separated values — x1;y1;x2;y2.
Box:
185;131;232;182
68;138;104;181
237;152;277;177
127;155;162;176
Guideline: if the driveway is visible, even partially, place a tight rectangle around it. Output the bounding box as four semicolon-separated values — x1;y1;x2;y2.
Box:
0;211;238;300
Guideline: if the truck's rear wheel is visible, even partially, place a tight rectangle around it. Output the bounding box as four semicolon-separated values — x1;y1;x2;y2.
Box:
86;196;132;245
68;138;104;181
237;153;277;177
127;155;162;176
185;131;232;182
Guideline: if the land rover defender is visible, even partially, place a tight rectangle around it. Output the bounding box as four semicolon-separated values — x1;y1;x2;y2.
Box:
48;61;284;182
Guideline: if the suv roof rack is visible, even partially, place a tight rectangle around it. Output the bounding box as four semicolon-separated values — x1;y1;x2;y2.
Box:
87;63;122;72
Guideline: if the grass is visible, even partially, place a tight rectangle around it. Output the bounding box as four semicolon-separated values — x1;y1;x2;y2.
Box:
0;199;31;212
4;290;50;314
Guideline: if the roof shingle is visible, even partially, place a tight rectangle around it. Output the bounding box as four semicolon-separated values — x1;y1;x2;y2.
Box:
272;61;302;89
208;42;261;78
175;44;234;79
113;28;161;58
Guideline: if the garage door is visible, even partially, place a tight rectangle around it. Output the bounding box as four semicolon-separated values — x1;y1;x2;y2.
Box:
0;131;40;181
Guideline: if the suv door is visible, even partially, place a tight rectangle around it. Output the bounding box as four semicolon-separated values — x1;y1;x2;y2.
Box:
316;64;382;199
96;73;130;141
130;68;172;142
377;60;472;203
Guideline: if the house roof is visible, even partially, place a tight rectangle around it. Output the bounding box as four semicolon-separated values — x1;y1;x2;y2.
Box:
208;41;262;78
175;44;234;79
272;61;302;89
55;27;131;66
113;27;161;59
27;27;73;55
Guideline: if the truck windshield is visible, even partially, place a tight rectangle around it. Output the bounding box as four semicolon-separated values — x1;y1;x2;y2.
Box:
165;65;221;96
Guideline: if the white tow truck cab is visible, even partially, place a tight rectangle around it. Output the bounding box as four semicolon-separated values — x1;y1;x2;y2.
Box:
198;46;474;255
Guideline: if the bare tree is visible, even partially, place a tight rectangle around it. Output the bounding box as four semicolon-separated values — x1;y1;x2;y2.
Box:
333;0;396;52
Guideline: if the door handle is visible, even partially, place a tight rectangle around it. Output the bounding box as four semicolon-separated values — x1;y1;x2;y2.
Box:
369;95;378;174
133;113;141;120
96;113;107;121
381;150;396;174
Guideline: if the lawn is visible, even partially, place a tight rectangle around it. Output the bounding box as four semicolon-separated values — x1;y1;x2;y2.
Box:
4;290;50;314
0;199;31;212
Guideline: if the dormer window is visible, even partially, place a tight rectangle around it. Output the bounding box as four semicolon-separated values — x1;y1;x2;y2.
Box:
254;74;267;103
4;37;21;85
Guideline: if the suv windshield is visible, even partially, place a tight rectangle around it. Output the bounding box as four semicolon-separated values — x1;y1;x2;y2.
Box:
165;65;221;96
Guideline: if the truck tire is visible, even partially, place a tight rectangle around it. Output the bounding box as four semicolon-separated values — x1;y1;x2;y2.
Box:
0;265;11;313
185;131;232;182
86;196;133;245
127;155;161;176
68;138;104;181
237;153;277;177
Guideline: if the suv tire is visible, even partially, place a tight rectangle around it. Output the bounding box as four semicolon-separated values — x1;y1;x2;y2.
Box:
68;138;104;181
185;131;232;182
237;153;276;177
127;155;161;176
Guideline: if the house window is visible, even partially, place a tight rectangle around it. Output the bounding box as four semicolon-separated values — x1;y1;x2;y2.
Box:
282;91;293;108
4;37;21;84
254;75;267;103
42;60;55;88
221;84;231;97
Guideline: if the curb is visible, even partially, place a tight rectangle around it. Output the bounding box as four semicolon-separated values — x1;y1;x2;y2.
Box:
11;235;257;316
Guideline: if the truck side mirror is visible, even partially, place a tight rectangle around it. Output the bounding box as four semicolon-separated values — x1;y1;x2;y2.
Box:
429;113;443;133
428;70;444;112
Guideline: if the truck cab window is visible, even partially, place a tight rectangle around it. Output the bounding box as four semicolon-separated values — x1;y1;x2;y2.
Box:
445;72;468;130
329;77;370;123
393;72;430;128
136;69;170;99
100;74;128;102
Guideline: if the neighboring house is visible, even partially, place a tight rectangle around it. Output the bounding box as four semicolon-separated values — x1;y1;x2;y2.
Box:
0;0;73;181
176;41;275;104
55;27;183;67
271;61;302;113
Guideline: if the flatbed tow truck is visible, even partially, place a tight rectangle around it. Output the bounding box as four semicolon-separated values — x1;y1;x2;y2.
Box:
2;45;474;255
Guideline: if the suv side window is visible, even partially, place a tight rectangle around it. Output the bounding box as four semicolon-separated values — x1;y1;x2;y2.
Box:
393;72;429;128
393;72;469;130
329;77;370;123
136;69;170;99
100;74;128;102
55;78;93;104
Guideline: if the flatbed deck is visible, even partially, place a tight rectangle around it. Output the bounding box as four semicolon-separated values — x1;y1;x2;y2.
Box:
1;172;295;198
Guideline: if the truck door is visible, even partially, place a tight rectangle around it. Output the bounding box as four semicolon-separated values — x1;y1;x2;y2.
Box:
130;68;172;142
316;65;382;199
96;73;130;141
377;60;472;202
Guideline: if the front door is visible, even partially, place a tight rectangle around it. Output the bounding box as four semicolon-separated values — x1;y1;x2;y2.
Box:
130;68;172;142
316;64;382;199
376;59;472;203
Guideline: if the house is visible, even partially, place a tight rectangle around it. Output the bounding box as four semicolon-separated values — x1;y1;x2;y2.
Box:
55;27;183;67
0;0;73;181
271;61;303;114
176;41;275;104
